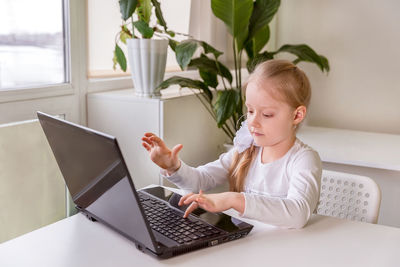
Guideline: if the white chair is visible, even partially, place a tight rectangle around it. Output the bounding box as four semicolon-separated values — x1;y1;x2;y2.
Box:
316;170;381;223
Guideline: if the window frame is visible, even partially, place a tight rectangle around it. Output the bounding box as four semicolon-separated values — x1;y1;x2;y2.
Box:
0;0;75;101
0;0;86;124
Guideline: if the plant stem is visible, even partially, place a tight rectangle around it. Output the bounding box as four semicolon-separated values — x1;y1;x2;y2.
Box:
233;40;239;90
238;51;242;90
191;90;215;118
215;58;228;90
222;122;235;140
231;112;237;130
131;17;135;37
225;125;234;139
188;88;235;140
238;51;244;124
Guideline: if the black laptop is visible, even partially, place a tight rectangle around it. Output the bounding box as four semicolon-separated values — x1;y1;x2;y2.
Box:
37;111;253;259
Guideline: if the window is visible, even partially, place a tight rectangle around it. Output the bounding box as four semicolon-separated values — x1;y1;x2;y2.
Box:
0;0;68;90
0;0;84;125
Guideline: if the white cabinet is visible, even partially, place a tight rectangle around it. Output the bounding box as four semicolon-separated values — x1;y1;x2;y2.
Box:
87;89;227;189
298;126;400;227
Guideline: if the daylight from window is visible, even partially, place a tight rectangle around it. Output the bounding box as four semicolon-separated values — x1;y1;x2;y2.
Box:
0;0;66;90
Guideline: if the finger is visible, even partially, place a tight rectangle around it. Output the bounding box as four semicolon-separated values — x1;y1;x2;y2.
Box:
196;193;208;205
197;196;217;212
196;196;210;207
171;144;183;158
183;201;198;218
141;136;152;142
144;132;156;138
141;137;154;147
142;142;151;151
195;197;208;210
183;193;201;205
178;193;194;206
149;136;166;148
141;137;153;146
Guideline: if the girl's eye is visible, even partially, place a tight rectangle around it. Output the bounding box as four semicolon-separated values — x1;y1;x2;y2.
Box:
263;114;273;118
247;110;254;114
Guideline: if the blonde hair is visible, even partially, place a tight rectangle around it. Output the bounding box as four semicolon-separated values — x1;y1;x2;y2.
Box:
228;59;311;192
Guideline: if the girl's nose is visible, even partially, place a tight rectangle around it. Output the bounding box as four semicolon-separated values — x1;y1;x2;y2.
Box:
248;115;261;128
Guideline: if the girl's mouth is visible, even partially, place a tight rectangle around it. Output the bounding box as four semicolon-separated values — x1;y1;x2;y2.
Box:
250;127;263;136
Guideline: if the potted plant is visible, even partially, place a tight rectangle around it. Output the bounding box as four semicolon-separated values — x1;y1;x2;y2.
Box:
158;0;330;142
113;0;179;97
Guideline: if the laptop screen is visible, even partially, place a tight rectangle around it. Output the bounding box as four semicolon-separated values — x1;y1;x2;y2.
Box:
38;113;122;207
38;112;158;251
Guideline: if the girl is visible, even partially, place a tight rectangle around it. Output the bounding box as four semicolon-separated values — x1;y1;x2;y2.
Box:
142;59;322;229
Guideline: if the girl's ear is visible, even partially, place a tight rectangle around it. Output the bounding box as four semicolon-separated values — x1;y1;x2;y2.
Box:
293;106;307;125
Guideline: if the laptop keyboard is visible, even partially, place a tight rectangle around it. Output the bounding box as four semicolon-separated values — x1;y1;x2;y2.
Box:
138;192;222;244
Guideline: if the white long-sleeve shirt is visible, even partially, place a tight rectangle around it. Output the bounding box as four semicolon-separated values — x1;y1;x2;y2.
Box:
160;138;322;229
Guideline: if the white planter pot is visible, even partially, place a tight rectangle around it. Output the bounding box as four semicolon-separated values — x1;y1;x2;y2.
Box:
127;39;168;98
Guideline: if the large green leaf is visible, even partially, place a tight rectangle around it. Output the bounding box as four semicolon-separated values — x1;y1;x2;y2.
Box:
137;0;151;23
157;76;213;101
247;0;280;42
175;41;198;70
211;0;253;51
151;0;168;31
214;89;241;128
168;39;178;52
175;39;223;70
197;41;223;59
197;54;218;88
115;44;127;72
119;0;138;20
189;56;233;84
253;24;270;54
246;51;274;73
319;55;330;72
133;21;154;38
274;44;330;72
245;24;270;59
200;69;218;88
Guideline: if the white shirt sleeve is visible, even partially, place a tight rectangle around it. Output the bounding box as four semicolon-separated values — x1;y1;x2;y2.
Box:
159;148;235;192
241;150;322;229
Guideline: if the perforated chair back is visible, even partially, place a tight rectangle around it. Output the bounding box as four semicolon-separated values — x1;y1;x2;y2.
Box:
317;170;381;223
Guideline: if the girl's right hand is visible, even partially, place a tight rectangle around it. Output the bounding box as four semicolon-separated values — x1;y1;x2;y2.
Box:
141;132;183;175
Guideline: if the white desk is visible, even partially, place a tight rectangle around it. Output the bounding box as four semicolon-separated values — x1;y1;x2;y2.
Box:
1;212;400;266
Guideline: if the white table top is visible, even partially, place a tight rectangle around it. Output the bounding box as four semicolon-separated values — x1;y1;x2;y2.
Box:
88;86;199;102
1;210;400;267
297;126;400;171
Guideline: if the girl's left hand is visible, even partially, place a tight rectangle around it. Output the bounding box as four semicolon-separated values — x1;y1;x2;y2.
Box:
179;190;244;218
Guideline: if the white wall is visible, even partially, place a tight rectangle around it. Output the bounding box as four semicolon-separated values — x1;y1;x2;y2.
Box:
276;0;400;134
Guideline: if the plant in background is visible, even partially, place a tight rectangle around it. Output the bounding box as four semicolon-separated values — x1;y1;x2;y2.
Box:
113;0;178;72
158;0;330;142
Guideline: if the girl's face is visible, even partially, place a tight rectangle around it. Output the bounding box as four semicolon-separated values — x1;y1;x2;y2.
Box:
245;78;302;148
